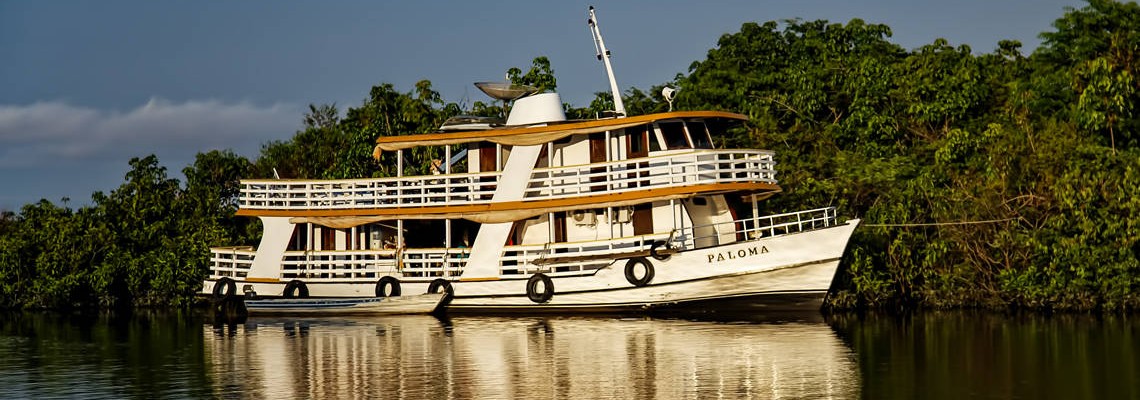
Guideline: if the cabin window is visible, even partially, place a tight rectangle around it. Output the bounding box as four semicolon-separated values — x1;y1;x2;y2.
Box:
479;142;497;172
451;220;479;248
629;131;644;154
404;220;446;248
688;122;713;149
627;125;649;156
589;134;607;163
589;134;607;190
658;122;690;150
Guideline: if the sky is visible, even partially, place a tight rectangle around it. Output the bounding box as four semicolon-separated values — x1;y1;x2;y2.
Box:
0;0;1087;210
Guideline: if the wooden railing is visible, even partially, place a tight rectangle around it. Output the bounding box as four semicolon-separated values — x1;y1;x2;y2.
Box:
237;150;776;211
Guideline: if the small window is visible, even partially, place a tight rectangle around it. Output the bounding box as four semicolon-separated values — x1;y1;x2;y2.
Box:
628;127;645;154
658;122;690;150
688;122;713;149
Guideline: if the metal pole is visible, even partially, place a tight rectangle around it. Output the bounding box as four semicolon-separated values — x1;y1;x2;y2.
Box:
588;6;626;117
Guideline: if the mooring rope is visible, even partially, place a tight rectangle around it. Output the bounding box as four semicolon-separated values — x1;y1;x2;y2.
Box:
862;217;1017;228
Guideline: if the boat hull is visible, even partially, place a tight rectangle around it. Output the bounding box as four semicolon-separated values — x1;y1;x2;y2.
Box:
204;220;858;313
446;256;841;313
244;293;445;316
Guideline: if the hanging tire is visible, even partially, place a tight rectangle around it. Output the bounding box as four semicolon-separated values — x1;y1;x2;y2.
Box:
649;240;672;261
427;278;454;297
283;280;309;298
375;276;402;297
624;257;654;287
211;277;237;302
526;273;554;304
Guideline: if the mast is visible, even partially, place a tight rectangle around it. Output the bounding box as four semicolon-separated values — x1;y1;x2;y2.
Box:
587;6;626;117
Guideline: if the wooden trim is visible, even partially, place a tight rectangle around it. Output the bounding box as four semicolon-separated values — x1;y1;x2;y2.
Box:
244;277;281;283
458;277;501;282
374;111;747;150
235;182;780;218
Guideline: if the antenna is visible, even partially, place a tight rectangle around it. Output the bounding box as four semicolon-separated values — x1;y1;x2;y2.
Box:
587;6;626;117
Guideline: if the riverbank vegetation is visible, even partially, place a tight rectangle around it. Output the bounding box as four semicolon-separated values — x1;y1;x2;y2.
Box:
1;0;1136;311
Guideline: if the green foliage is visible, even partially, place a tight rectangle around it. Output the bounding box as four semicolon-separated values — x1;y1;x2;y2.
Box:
1036;0;1140;150
508;56;558;93
0;155;241;309
670;1;1140;311
254;81;462;179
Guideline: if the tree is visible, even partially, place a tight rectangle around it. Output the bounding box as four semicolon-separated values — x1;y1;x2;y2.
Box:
1036;0;1140;151
303;103;340;130
507;56;558;93
1075;56;1135;154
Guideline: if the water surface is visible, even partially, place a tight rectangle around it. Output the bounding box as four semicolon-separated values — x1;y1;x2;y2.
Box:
0;311;1135;399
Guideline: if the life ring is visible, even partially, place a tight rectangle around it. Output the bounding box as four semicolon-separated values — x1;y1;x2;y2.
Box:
211;277;237;302
526;273;554;304
649;240;672;261
624;257;655;287
427;278;454;298
283;280;309;298
375;276;402;297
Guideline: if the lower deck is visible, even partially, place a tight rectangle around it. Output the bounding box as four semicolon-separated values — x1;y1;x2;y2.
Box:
209;207;840;284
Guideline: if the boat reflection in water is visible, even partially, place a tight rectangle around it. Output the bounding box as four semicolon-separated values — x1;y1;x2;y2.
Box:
205;314;858;398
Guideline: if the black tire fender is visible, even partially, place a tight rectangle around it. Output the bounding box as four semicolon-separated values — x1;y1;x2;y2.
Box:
375;276;402;297
283;280;309;299
526;273;554;304
624;257;655;287
211;277;238;302
427;278;454;298
649;240;672;261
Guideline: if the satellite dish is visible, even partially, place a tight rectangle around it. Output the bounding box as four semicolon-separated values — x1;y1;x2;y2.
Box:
662;87;677;112
474;82;541;101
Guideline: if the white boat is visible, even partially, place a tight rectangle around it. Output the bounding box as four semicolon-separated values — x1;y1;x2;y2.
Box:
243;293;445;315
201;7;859;313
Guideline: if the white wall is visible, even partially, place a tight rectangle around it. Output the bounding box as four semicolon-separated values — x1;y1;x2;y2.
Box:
518;215;550;245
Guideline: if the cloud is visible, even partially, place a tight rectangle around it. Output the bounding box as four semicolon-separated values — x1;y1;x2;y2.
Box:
0;98;304;209
0;98;301;167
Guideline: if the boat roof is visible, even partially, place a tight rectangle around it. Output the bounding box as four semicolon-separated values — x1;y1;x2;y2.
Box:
373;110;747;153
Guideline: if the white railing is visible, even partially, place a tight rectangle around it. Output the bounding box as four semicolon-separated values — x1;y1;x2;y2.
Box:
237;150;776;211
497;234;668;276
207;207;841;282
209;246;255;278
524;151;775;199
669;207;838;250
208;235;665;281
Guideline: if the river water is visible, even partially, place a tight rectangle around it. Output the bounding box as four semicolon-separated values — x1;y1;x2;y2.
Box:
0;311;1135;399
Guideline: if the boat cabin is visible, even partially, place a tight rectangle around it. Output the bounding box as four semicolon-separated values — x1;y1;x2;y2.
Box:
215;91;786;283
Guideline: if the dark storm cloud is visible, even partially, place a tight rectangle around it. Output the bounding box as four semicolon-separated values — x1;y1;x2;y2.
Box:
0;99;299;167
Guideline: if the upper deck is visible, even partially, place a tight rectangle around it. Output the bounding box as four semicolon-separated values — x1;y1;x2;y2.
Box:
236;110;778;223
237;149;777;222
